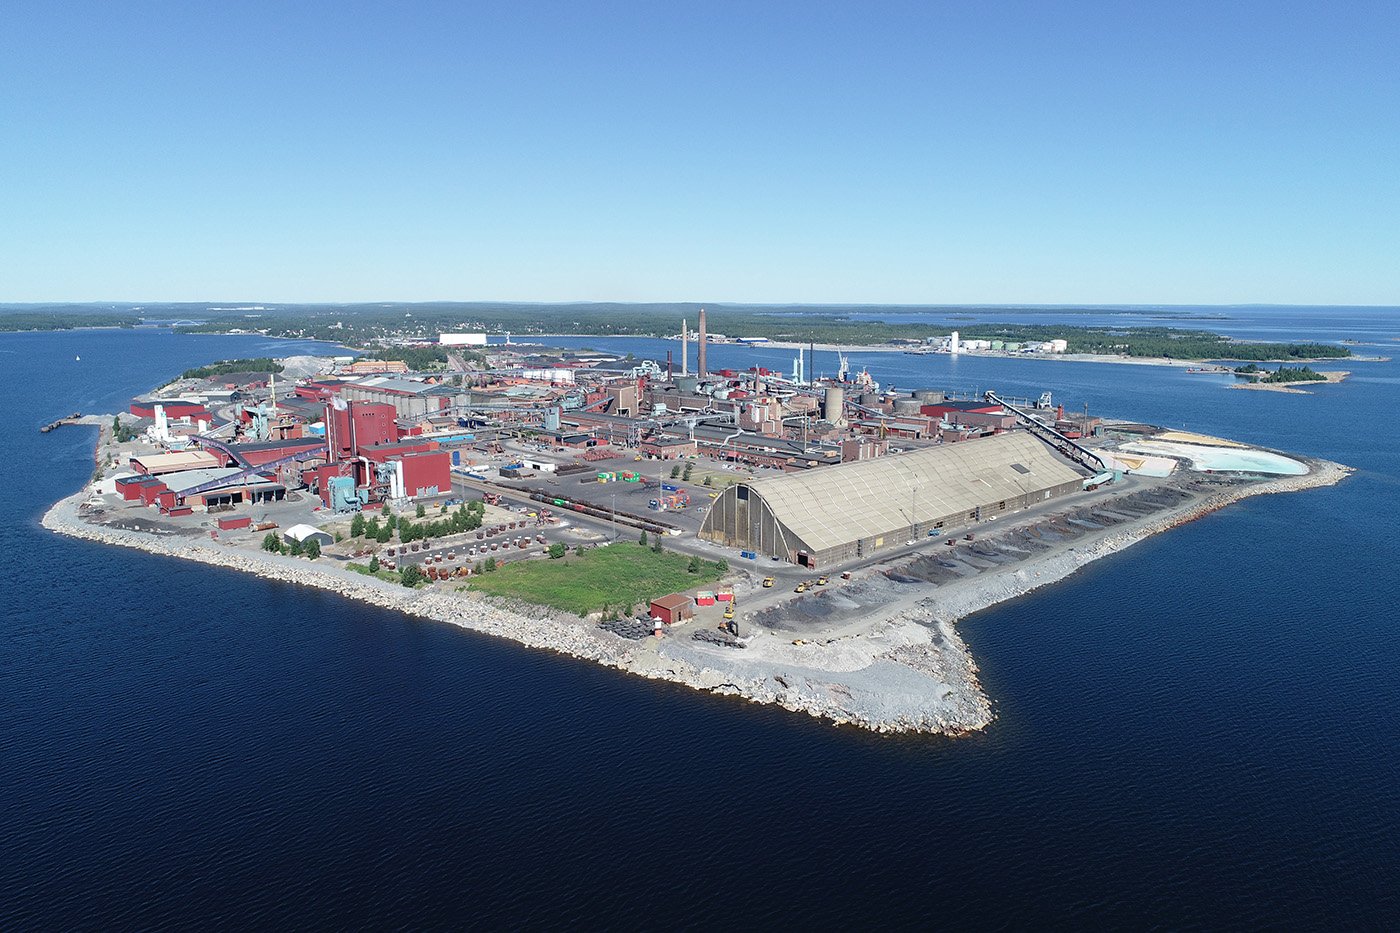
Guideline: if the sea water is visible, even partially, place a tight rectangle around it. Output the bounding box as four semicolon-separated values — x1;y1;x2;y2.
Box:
3;311;1398;928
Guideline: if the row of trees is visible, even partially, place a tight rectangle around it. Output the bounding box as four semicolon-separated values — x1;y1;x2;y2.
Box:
349;500;487;544
179;357;284;379
1234;364;1329;383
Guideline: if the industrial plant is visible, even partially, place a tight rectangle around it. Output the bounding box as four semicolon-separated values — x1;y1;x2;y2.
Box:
65;312;1325;647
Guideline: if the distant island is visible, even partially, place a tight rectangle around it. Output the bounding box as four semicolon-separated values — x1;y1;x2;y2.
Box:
0;303;1355;364
1230;364;1349;394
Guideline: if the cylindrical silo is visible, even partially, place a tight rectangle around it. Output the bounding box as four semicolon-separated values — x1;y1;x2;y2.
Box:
893;397;921;416
822;386;845;422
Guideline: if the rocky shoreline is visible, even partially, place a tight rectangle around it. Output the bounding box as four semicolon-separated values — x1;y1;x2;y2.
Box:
41;444;1351;737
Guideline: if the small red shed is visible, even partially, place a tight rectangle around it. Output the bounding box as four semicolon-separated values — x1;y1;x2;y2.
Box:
649;594;694;625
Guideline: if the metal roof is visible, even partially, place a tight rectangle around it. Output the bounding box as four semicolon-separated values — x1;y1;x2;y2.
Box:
733;432;1083;552
161;468;249;494
129;450;221;473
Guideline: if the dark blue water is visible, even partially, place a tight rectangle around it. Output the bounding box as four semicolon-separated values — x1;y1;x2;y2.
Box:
3;316;1399;928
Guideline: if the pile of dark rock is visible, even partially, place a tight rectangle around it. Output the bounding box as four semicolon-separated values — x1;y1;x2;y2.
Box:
692;628;744;649
599;617;652;640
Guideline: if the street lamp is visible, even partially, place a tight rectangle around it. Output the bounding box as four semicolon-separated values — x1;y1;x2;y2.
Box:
907;486;918;544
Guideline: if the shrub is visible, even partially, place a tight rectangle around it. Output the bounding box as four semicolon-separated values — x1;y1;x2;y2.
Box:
687;555;701;573
400;564;425;587
638;530;648;546
416;503;426;518
548;542;567;559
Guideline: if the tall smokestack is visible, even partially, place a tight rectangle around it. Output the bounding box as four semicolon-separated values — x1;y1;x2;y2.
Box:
681;318;688;376
698;308;708;376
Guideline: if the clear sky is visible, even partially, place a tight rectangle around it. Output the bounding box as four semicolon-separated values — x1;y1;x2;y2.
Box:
2;1;1397;304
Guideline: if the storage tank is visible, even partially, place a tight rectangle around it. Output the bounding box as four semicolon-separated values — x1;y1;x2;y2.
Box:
914;389;944;404
859;391;880;408
822;386;845;422
893;397;921;416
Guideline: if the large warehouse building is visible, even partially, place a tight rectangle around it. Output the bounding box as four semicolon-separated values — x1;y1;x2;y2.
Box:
699;432;1086;567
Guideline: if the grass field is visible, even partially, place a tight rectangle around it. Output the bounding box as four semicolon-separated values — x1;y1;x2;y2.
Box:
466;542;726;616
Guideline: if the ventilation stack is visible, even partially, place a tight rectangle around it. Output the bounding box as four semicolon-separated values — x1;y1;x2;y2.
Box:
698;308;708;377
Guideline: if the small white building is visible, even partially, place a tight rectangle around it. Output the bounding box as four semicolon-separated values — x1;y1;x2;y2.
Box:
283;524;334;547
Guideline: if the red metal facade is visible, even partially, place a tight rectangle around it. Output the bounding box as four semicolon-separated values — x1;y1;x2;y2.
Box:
398;451;451;498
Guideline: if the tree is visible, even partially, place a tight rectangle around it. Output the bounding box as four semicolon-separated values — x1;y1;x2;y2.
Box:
416;503;426;518
305;538;321;559
702;475;713;487
687;555;701;573
548;542;566;559
400;564;425;587
376;525;393;543
350;513;366;537
651;535;663;554
368;554;380;573
365;517;381;539
638;530;648;546
288;538;304;557
262;532;282;553
385;513;397;532
484;557;498;572
669;464;681;479
381;503;391;516
682;462;693;481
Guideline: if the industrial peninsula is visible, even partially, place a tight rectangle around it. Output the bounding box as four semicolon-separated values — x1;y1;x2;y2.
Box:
43;315;1351;734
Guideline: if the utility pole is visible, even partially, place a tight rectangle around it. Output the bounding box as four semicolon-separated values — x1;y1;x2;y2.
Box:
909;486;918;544
611;492;617;541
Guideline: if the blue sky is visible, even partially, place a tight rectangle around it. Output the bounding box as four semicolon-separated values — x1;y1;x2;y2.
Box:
2;1;1397;304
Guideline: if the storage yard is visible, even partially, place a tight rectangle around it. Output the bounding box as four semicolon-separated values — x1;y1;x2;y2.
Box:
45;320;1349;732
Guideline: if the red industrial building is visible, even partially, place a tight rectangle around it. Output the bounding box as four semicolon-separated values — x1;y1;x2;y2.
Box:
649;594;694;625
396;451;452;499
327;400;399;461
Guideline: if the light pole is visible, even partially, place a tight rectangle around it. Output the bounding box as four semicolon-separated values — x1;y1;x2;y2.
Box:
611;492;617;542
908;486;918;544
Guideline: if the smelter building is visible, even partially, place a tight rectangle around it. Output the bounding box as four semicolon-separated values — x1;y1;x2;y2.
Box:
699;431;1084;567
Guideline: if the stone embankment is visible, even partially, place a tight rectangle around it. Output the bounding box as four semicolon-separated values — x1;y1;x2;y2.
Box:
41;455;1350;738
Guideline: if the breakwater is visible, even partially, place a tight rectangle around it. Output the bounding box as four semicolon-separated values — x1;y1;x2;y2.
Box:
41;455;1350;736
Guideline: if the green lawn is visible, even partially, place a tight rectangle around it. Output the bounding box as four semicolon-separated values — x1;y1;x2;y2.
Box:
467;542;726;616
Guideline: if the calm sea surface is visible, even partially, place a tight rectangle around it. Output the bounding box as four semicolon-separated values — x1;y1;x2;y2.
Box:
3;311;1399;929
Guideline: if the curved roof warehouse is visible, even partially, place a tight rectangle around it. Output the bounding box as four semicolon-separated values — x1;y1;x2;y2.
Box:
698;432;1085;567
